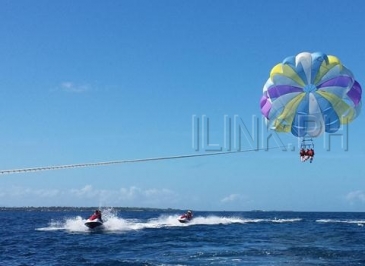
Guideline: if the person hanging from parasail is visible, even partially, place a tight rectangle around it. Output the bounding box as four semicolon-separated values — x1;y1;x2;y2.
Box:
307;148;314;163
299;148;306;162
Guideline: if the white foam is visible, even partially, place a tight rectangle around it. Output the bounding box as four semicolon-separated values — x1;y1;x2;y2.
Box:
36;212;302;232
316;219;365;225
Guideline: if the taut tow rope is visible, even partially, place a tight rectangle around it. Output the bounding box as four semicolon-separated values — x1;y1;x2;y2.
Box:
0;146;284;175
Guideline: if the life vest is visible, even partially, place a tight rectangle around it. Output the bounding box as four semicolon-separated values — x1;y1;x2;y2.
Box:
89;213;101;220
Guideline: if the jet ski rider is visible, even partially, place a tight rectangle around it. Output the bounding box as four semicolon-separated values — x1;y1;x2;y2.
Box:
186;210;193;220
89;210;103;222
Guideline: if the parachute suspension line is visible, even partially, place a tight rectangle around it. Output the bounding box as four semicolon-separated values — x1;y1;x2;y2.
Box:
0;145;286;175
300;137;314;149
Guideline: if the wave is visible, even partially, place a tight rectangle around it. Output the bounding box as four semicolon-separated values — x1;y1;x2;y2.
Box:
183;216;302;225
36;210;303;233
316;219;365;226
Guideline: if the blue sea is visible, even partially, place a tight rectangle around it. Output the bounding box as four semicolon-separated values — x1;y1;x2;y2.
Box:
2;208;365;265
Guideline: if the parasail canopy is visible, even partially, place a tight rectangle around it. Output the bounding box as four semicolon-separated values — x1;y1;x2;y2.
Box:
260;52;362;138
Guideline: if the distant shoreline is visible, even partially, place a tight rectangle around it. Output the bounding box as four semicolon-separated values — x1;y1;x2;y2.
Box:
0;207;364;213
0;206;182;212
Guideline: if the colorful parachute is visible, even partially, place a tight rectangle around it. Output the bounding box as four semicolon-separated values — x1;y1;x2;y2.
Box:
260;52;362;138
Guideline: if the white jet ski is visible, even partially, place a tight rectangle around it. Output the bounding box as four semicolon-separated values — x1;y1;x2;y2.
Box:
84;218;103;229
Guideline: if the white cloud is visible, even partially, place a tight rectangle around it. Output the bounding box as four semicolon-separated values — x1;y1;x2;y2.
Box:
116;186;175;206
70;185;96;197
219;193;252;211
0;185;177;207
221;193;246;203
59;81;90;93
345;190;365;203
119;186;141;200
2;186;61;198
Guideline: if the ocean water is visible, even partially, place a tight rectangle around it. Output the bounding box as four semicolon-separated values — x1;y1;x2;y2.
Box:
1;208;365;265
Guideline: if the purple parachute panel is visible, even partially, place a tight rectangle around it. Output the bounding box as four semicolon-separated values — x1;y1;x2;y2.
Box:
267;85;303;98
347;80;362;106
260;94;271;119
318;76;352;89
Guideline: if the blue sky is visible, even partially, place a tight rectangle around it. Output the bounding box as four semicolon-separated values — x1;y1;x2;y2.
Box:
0;0;364;211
